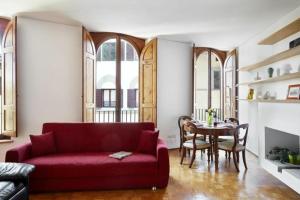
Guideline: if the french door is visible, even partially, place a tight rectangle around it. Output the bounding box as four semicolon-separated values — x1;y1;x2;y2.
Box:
95;37;140;122
82;33;157;124
193;47;238;121
223;49;238;119
1;17;17;137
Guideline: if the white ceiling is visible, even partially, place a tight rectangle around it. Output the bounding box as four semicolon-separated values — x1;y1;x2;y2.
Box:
1;0;300;50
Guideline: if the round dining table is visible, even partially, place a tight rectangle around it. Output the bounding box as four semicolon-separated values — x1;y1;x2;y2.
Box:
183;120;237;170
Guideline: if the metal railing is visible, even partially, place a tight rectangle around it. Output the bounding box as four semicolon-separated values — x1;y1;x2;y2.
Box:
96;109;139;123
194;108;222;121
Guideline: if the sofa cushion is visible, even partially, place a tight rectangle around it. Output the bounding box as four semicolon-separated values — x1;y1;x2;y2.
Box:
25;152;158;179
137;130;159;155
30;132;56;157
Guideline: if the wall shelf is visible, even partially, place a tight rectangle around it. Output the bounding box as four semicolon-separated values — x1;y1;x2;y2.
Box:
237;99;300;104
258;18;300;45
238;45;300;72
237;71;300;86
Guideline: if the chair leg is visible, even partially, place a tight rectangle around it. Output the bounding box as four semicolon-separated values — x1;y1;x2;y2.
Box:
188;149;191;157
207;148;210;163
189;149;196;168
237;152;240;162
232;151;240;172
210;147;213;162
242;151;248;169
180;148;186;164
225;151;228;159
228;152;231;161
179;142;182;153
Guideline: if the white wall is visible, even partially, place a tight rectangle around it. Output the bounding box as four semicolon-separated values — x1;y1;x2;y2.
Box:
157;38;193;148
17;17;82;134
238;7;300;156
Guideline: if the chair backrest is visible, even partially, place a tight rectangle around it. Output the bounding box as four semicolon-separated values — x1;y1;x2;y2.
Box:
232;123;249;148
225;117;240;125
178;116;192;141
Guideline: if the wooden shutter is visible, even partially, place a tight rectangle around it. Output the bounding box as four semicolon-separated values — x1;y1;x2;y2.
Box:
139;38;157;126
82;27;96;122
1;17;17;137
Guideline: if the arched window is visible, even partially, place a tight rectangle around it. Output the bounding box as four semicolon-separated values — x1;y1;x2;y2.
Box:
95;38;139;122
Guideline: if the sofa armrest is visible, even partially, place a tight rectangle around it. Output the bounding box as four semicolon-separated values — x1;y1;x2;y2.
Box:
5;143;32;163
0;163;35;183
156;138;169;188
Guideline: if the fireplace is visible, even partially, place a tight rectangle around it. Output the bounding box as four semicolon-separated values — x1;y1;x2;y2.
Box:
262;127;300;194
265;127;300;163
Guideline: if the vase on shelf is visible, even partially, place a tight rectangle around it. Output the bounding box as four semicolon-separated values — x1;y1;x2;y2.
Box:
268;67;274;78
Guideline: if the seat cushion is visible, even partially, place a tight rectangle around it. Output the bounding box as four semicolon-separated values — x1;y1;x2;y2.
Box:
25;152;158;179
30;132;56;157
217;136;233;142
185;133;204;140
218;141;245;151
183;139;211;149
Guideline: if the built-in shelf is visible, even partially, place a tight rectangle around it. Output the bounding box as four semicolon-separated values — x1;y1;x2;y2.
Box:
238;45;300;72
237;71;300;86
258;18;300;45
237;99;300;104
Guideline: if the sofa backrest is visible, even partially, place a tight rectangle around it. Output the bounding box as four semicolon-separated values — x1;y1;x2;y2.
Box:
42;123;155;153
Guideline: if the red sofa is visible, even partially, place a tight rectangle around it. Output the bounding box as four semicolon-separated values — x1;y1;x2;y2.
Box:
5;123;169;192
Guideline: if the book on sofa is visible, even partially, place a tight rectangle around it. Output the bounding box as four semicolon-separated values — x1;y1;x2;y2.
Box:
109;151;132;160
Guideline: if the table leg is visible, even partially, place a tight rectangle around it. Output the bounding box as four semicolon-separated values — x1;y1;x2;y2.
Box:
214;135;219;170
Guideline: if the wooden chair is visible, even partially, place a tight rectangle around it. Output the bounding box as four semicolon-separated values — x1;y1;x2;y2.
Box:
178;116;204;153
218;118;239;159
180;122;212;168
218;123;249;172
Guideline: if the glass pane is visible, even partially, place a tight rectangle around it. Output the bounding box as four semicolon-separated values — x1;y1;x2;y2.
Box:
111;90;116;101
97;40;116;61
103;90;110;101
194;52;209;121
121;39;139;122
96;39;116;122
211;53;222;120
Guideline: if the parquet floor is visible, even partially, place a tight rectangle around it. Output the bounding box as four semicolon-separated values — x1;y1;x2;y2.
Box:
30;150;300;200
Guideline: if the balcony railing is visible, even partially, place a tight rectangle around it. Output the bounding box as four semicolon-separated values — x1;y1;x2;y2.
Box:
96;109;139;123
194;108;222;121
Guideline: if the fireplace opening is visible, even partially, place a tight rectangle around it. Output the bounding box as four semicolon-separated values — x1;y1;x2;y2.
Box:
265;127;300;171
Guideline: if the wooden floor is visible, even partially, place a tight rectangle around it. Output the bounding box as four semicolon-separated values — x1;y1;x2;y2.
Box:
30;150;300;200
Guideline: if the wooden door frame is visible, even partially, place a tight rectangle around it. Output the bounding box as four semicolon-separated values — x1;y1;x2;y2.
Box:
90;32;145;122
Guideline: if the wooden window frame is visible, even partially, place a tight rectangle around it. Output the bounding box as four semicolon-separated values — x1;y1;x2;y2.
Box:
90;32;145;122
